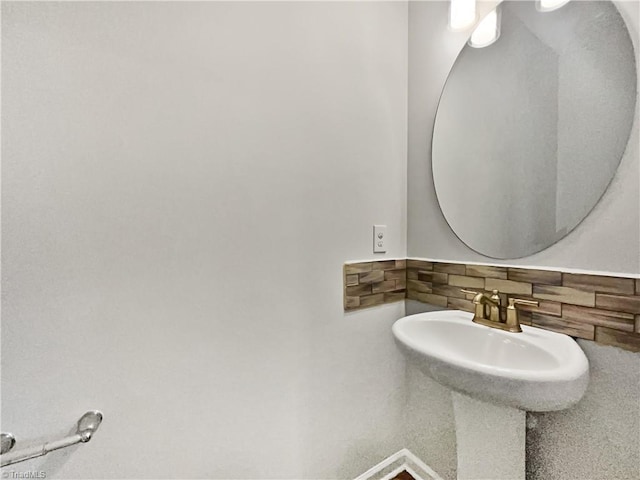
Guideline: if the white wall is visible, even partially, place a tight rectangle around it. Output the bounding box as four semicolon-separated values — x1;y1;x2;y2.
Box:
4;2;639;479
408;0;640;276
1;2;409;478
407;2;640;479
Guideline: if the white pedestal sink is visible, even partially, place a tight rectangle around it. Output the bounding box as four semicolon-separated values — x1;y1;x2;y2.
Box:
393;310;589;480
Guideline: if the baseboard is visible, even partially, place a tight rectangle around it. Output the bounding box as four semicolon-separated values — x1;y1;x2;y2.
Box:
353;449;444;480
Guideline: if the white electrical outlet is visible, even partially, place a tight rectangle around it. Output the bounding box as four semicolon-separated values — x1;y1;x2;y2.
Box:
373;225;387;253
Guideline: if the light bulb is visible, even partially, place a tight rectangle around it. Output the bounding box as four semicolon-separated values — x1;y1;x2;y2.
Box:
469;8;500;48
537;0;570;12
450;0;477;31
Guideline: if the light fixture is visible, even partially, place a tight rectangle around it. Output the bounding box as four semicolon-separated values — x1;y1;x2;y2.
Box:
468;8;501;48
449;0;477;31
536;0;570;12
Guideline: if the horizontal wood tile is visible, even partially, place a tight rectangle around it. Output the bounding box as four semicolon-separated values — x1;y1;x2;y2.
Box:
433;263;466;275
421;293;448;307
506;296;562;316
432;284;468;299
447;297;474;313
359;270;385;284
531;313;595;340
407;290;424;302
343;260;406;311
407;279;433;294
345;274;359;286
595;294;640;314
372;260;399;271
417;271;448;284
563;273;635;295
407;291;447;307
344;296;360;309
562;304;635;332
536;300;562;317
485;278;532;295
384;269;405;281
407;260;433;270
465;264;507;279
508;268;562;285
517;310;533;326
359;293;385;308
595;327;640;353
533;285;595;307
347;260;640;351
346;284;372;296
345;263;372;275
384;291;406;303
372;280;400;294
448;274;485;289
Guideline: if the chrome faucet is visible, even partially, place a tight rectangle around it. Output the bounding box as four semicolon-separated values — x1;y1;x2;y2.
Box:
461;289;538;333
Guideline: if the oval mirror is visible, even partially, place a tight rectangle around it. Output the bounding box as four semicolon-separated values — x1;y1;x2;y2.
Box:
432;0;637;259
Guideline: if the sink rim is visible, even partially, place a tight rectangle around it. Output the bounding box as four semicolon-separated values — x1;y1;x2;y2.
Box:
392;309;589;383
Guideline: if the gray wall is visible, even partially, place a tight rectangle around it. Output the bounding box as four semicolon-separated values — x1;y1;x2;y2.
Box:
406;300;640;480
527;340;640;480
407;1;640;479
2;2;410;478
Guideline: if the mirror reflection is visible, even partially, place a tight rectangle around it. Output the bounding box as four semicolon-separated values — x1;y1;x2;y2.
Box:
432;0;637;259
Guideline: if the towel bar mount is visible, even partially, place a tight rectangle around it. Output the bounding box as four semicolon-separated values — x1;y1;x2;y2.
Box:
0;410;103;468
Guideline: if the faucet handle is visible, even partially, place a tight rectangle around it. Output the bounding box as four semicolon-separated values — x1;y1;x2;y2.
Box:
461;290;488;320
508;298;539;307
505;298;539;332
460;289;479;296
461;289;483;304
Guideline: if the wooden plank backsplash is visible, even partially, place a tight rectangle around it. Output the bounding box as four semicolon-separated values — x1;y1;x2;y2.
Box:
344;259;640;353
343;260;406;311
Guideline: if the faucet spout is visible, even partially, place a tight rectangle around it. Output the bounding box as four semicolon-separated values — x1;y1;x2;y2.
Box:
476;292;499;306
461;289;502;323
461;289;531;333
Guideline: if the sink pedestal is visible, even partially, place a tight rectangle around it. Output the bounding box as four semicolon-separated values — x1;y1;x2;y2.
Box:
393;310;589;479
452;392;525;480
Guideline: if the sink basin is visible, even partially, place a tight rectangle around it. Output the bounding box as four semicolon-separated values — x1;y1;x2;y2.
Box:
393;310;589;411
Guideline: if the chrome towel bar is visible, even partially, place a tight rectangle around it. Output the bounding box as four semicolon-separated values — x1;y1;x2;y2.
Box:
0;411;103;467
